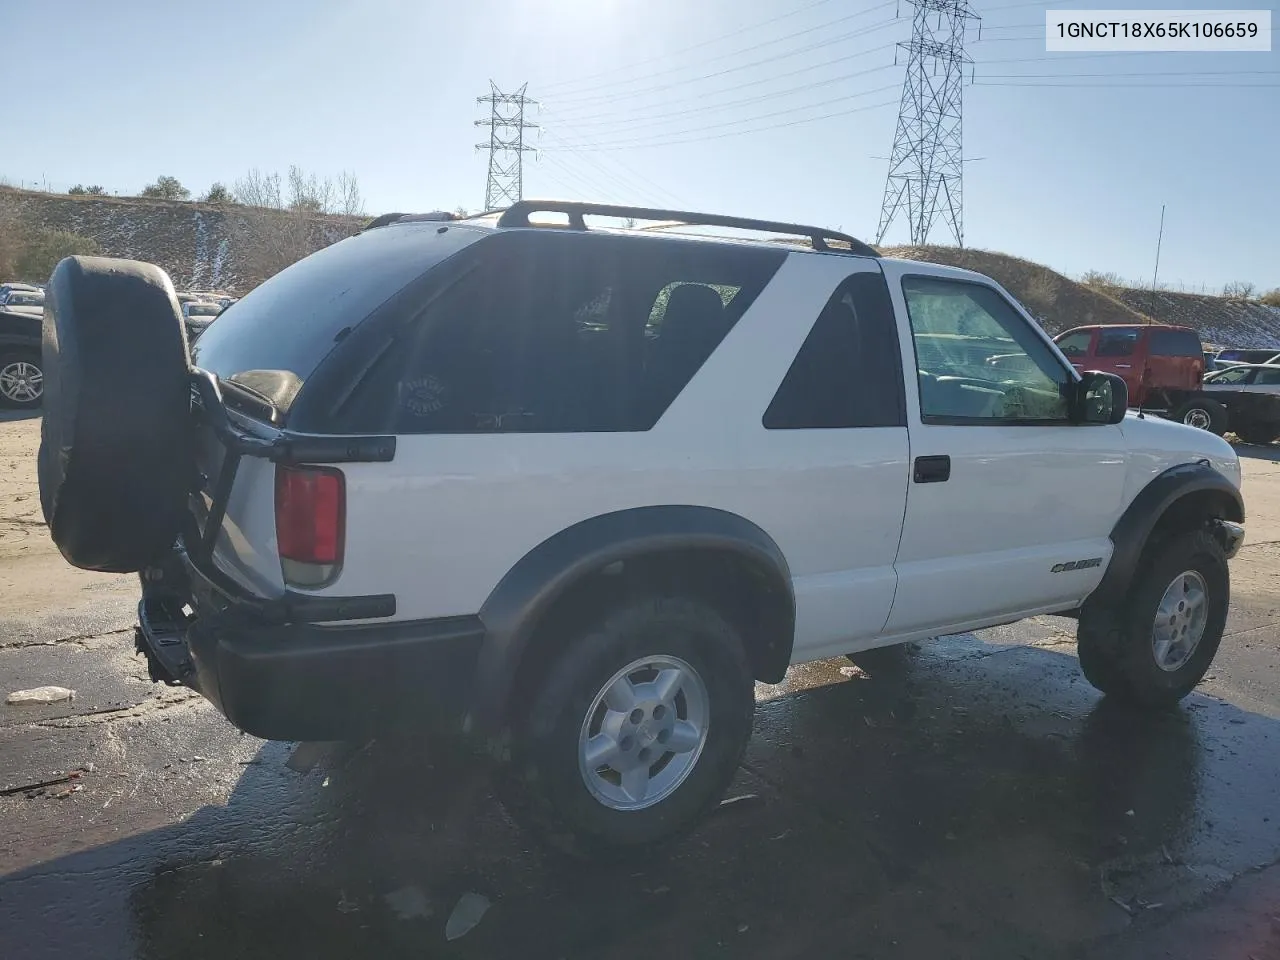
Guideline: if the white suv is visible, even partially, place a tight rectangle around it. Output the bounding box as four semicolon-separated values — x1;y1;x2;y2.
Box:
38;202;1245;857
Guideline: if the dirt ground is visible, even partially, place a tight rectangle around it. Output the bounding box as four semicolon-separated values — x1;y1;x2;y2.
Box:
2;408;1280;960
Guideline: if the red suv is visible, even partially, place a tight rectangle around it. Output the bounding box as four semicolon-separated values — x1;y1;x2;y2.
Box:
1054;324;1204;408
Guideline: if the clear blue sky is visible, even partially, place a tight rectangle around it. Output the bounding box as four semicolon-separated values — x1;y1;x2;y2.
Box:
3;0;1276;291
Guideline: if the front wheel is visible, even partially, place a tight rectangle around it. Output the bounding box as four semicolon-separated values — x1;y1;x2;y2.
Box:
499;595;755;858
1077;529;1228;706
0;349;43;409
1171;398;1227;435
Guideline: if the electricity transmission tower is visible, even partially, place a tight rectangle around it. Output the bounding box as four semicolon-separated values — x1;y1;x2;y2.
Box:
475;82;537;210
876;0;980;247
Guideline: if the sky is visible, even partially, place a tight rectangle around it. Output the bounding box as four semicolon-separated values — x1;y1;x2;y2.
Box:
2;0;1277;292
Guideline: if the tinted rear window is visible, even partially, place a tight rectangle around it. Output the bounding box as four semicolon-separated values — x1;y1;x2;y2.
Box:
330;230;786;434
1149;327;1202;357
191;222;482;414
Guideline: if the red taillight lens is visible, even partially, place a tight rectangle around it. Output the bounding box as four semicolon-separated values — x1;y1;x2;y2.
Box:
275;465;345;583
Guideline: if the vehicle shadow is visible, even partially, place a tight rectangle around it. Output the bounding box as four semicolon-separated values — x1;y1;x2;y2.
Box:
3;641;1279;960
0;408;40;423
1233;441;1280;463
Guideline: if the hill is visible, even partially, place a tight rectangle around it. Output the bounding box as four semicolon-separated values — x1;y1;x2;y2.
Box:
1104;287;1280;350
878;245;1151;334
878;245;1280;350
0;186;362;294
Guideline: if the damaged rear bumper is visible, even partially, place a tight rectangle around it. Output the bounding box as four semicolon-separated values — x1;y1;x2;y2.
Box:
135;550;484;742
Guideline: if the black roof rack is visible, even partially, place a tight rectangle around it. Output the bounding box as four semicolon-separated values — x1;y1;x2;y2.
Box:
496;200;878;258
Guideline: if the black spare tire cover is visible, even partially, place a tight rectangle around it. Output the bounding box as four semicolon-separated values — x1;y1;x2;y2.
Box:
38;256;193;572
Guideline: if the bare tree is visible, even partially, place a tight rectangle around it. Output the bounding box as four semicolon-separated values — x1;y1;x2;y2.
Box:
1222;280;1256;300
336;170;364;217
1081;270;1123;288
233;168;284;208
230;165;364;283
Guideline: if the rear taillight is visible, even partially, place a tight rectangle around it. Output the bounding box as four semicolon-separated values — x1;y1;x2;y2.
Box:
275;464;345;587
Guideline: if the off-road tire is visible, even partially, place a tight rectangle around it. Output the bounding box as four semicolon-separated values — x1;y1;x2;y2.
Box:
38;256;193;572
1171;398;1228;436
1076;529;1228;706
498;595;755;859
0;347;43;409
1233;422;1280;446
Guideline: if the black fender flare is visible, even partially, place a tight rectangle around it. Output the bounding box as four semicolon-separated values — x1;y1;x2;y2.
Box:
470;505;795;733
1089;461;1244;608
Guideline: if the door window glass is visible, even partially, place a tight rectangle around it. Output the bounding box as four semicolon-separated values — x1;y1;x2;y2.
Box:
1254;368;1280;385
901;276;1070;423
1055;331;1093;357
764;273;904;429
1207;366;1256;385
1096;328;1139;357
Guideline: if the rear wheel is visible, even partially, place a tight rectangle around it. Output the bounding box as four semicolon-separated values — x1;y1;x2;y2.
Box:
1076;530;1228;706
0;349;43;409
1234;422;1280;446
1171;398;1227;435
499;595;755;858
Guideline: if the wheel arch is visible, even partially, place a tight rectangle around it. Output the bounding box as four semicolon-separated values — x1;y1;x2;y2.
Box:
471;505;795;735
1088;461;1243;609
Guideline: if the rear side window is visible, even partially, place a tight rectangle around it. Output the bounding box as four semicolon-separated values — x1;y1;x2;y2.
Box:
764;273;904;429
334;231;785;434
1149;328;1202;357
1096;328;1139;357
191;222;482;415
1055;330;1092;357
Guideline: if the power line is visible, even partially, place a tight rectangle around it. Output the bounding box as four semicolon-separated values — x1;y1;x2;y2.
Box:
976;80;1280;86
547;17;903;109
547;42;897;125
537;124;688;207
550;57;898;134
555;83;901;150
550;95;901;152
980;69;1280;78
536;0;842;93
543;1;897;100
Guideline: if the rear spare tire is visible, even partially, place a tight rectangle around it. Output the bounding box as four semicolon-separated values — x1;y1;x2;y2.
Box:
38;256;193;572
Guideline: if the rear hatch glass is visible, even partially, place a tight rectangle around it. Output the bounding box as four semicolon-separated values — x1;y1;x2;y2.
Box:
190;221;482;420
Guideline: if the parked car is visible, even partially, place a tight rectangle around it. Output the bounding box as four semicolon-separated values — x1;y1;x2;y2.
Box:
1;289;45;317
1053;324;1203;409
182;300;222;342
38;201;1245;857
1162;363;1280;444
0;307;43;408
1212;348;1280;370
0;282;41;306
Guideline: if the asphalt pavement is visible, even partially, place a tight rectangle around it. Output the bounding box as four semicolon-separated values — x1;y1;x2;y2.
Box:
2;412;1279;960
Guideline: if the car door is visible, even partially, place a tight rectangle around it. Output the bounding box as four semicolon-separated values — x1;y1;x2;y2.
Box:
749;264;911;661
880;266;1129;637
1090;327;1143;402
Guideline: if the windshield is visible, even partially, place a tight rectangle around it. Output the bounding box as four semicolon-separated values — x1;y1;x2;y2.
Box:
190;221;482;416
7;292;43;306
185;303;220;317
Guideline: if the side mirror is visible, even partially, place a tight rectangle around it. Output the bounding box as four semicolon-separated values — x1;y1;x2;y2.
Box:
1071;371;1128;424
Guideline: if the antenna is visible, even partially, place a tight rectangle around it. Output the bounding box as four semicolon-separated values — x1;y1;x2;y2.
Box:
475;82;537;211
876;0;981;247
